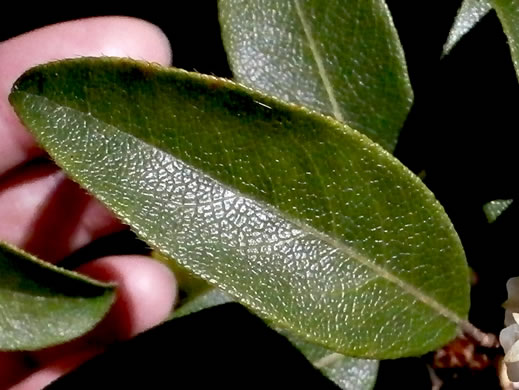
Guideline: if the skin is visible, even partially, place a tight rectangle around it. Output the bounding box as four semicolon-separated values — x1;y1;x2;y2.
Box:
0;17;177;389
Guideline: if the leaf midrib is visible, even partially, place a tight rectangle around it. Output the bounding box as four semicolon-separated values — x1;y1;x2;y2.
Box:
293;0;345;122
16;90;465;330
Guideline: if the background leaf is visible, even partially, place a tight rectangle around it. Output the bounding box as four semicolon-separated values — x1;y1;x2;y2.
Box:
218;0;413;152
173;284;231;319
0;241;115;350
10;58;470;358
492;0;519;81
443;0;492;56
287;333;378;390
483;199;513;223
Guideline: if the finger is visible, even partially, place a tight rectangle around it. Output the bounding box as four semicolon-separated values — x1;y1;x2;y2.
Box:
8;348;102;390
0;15;172;176
0;16;172;260
4;255;176;389
0;162;122;262
31;255;177;364
0;352;31;389
79;255;178;342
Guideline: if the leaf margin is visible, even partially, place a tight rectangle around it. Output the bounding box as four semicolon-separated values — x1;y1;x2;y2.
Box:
0;240;116;351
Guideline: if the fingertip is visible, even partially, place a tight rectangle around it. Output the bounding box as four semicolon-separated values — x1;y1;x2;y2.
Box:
108;16;173;66
0;16;172;175
55;16;173;66
79;255;177;341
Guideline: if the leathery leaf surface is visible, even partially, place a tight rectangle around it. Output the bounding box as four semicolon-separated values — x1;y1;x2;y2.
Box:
10;58;470;358
219;0;413;152
0;241;115;350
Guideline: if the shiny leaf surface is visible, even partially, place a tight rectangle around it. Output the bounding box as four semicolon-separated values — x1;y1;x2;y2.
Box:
10;58;469;358
483;199;513;223
443;0;492;55
219;0;413;152
0;241;115;351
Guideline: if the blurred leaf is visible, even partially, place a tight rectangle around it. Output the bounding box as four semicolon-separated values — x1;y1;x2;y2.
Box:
443;0;492;56
219;0;412;152
492;0;519;80
287;333;378;390
10;58;469;358
483;199;513;223
0;241;115;351
173;285;232;319
174;286;377;389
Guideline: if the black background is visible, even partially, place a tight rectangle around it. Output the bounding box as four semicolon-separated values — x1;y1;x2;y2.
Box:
1;1;517;388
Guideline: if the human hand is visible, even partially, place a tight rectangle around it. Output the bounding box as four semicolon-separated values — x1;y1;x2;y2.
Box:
0;17;177;390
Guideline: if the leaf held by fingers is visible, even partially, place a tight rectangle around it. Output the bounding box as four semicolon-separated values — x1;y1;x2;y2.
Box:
0;241;115;351
10;57;470;358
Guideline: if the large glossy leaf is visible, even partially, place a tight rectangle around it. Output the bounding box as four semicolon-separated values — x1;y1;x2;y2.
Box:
218;0;412;152
174;285;377;390
0;241;115;350
10;58;470;358
443;0;492;56
492;0;519;80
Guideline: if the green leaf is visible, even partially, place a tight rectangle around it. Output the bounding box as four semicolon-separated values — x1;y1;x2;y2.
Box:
483;199;513;223
443;0;492;56
10;57;470;358
218;0;412;152
174;287;377;390
0;241;115;351
492;0;519;81
287;333;378;390
173;285;233;319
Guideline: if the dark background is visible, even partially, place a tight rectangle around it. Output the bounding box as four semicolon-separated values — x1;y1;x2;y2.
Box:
1;1;517;388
